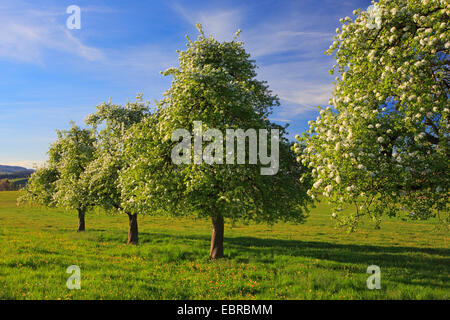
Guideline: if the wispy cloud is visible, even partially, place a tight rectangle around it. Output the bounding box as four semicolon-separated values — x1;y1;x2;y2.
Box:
172;4;243;42
172;2;335;118
243;26;332;59
0;1;104;64
105;44;177;75
258;60;334;115
1;160;45;169
0;1;178;99
1;0;346;163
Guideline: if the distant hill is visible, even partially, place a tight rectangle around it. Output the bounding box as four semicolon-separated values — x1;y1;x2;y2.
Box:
0;165;35;180
0;165;29;173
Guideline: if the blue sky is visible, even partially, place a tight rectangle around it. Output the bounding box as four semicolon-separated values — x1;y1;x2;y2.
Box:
0;0;371;168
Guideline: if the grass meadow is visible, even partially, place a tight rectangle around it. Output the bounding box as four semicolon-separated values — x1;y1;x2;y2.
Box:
0;191;448;300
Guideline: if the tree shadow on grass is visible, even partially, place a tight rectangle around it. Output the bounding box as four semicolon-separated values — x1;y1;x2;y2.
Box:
142;231;449;258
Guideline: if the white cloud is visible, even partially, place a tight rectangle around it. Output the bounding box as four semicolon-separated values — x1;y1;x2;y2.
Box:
255;54;333;117
105;44;177;74
172;3;333;57
0;1;104;64
243;27;332;59
0;1;178;95
1;1;340;163
269;118;292;123
284;83;331;106
172;4;243;42
1;160;45;169
172;3;335;118
257;59;334;116
62;30;104;61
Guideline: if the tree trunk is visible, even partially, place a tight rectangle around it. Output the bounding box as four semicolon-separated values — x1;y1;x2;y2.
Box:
77;209;86;232
210;213;224;259
127;214;139;245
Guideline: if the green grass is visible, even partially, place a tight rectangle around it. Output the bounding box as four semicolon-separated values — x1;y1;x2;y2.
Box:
0;191;448;300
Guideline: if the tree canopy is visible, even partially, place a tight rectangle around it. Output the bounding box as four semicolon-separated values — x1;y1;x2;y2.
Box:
82;95;150;243
18;166;58;206
295;0;449;230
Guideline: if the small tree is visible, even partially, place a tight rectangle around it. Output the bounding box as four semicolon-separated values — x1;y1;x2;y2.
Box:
50;124;96;231
83;95;150;244
120;25;311;258
0;179;13;191
296;0;449;230
19;166;58;207
20;124;95;231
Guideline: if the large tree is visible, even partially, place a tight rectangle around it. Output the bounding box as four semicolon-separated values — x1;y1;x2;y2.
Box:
295;0;449;230
83;95;150;244
120;25;311;259
21;124;96;231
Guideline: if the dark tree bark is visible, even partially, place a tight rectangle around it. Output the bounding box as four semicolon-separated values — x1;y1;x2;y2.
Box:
127;213;139;245
77;209;86;232
209;213;224;259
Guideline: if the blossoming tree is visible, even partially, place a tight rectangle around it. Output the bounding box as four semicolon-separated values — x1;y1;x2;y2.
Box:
120;25;311;258
295;0;449;230
18;166;59;208
20;124;96;231
83;95;150;244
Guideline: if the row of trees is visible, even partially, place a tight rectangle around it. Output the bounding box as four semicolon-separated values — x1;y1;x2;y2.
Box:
20;0;449;258
0;179;18;191
0;170;34;180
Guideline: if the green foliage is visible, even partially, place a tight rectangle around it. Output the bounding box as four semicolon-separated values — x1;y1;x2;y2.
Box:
82;95;150;213
120;25;311;224
296;0;449;230
10;178;29;189
50;124;96;212
21;124;96;214
18;167;58;206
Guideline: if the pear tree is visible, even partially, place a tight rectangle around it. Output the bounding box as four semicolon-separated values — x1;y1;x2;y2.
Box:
120;25;311;259
83;95;150;244
296;0;449;230
18;166;59;208
21;124;96;231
